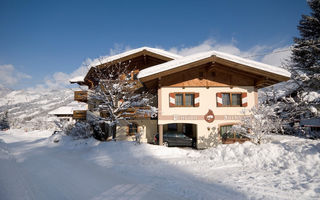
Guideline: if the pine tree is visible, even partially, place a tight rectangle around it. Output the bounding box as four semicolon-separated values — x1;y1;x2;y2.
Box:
282;0;320;135
0;111;10;130
291;0;320;90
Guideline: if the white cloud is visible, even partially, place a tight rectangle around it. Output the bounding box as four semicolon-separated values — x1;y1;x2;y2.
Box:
169;39;218;56
0;64;31;87
41;44;133;89
42;65;91;89
261;46;292;67
169;39;291;67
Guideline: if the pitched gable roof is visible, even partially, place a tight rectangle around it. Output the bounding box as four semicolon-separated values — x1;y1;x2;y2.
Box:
89;47;182;68
138;50;291;82
70;47;182;85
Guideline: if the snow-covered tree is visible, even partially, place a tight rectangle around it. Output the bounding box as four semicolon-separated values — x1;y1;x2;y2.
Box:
88;62;156;140
290;0;320;99
291;0;320;88
269;0;320;135
232;105;283;144
0;110;10;130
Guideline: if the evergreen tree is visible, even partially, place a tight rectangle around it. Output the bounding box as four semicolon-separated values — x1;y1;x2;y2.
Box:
0;111;10;130
279;0;320;135
291;0;320;90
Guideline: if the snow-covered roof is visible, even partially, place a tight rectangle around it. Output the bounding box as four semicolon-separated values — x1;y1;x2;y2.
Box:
89;47;182;68
48;102;87;115
69;76;84;83
138;50;291;80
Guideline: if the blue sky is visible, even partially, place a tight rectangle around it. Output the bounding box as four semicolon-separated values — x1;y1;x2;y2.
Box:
0;0;311;89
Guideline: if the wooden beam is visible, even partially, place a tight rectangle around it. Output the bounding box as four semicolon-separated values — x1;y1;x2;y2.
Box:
213;63;263;79
159;124;163;146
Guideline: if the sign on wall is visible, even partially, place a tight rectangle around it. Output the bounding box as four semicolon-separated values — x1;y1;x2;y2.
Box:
204;109;215;123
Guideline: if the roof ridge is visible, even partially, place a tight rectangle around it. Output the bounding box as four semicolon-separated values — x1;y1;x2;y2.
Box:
89;46;182;68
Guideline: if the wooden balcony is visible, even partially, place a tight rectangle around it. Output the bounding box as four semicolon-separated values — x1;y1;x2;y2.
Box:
74;91;88;102
99;107;153;119
120;106;153;119
73;110;87;120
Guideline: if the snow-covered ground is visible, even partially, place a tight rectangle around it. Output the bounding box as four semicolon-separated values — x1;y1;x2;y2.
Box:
1;130;320;200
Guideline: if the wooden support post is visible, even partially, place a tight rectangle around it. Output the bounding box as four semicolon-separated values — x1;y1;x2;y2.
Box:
159;124;163;146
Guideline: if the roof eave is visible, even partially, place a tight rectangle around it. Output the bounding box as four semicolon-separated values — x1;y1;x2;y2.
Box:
139;56;291;84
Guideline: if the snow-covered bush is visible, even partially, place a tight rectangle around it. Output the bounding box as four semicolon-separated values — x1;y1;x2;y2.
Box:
198;127;221;148
64;121;92;139
233;105;283;144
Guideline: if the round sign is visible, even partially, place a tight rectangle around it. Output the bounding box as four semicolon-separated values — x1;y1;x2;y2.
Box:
204;109;215;123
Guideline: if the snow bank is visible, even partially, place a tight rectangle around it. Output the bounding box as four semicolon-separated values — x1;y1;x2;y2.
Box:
1;130;320;200
47;134;320;199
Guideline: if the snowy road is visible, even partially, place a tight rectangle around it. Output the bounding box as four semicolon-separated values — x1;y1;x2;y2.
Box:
0;132;184;200
0;131;245;200
1;130;320;200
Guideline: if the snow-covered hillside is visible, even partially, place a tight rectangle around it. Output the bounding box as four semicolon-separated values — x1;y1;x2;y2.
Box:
0;130;319;200
0;85;12;97
0;87;75;129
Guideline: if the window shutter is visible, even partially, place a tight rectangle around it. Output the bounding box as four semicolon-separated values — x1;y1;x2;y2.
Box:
126;125;129;135
194;93;200;107
169;93;175;107
241;93;248;107
216;93;223;107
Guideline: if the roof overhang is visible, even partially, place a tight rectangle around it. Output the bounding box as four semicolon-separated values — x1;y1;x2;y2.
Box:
69;76;85;85
138;51;291;85
83;47;182;82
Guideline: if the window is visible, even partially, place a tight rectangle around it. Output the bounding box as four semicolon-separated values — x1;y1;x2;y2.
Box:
128;123;138;136
232;94;241;106
170;93;198;107
222;93;231;106
175;94;183;106
220;125;247;140
220;125;233;139
185;94;194;106
220;93;242;107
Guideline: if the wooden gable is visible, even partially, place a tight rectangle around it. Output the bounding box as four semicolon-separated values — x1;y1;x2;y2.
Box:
84;54;172;88
156;62;266;88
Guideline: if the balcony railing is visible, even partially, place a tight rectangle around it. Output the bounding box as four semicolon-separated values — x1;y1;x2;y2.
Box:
73;110;87;120
100;107;153;119
74;91;88;102
120;106;153;119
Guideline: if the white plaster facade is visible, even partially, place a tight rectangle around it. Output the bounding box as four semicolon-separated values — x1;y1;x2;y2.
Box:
158;86;258;148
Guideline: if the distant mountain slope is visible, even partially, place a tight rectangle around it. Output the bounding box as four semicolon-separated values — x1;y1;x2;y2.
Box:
0;85;12;97
0;88;75;129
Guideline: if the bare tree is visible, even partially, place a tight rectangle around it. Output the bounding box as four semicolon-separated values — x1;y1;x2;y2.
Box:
87;62;157;140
